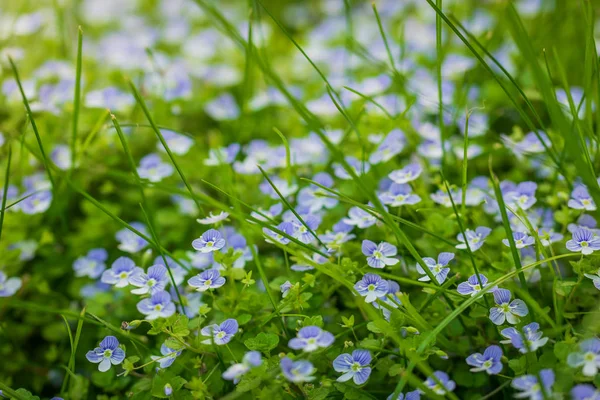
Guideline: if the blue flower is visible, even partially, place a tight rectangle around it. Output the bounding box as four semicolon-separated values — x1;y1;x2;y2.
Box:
204;143;241;166
51;144;73;170
571;384;600;400
511;369;554;400
457;274;496;296
354;273;389;303
455;227;491;252
201;319;238;345
73;248;108;279
280;357;315;382
297;173;338;213
151;343;182;369
584;269;600;291
250;203;283;222
504;181;537;210
343;206;377;229
192;229;226;253
568;185;596;211
263;221;295;244
137;153;174;182
205;93;240;121
196;211;229;225
501;322;548;353
388;163;422;184
502;232;534;249
85;87;134;111
222;351;262;383
129;264;169;295
20;190;52;214
567;338;600;377
101;257;140;288
188;269;226;292
136;291;176;320
288;326;334;352
321;221;356;248
291;214;321;244
538;227;563;247
259;177;298;199
85;336;125;372
387;390;421;400
362;240;399;268
115;222;149;253
489;289;528;325
416;252;454;284
333;156;370;180
159;129;193;156
280;281;293;298
566;228;600;255
333;349;372;385
379;183;421;207
0;272;22;297
466;345;503;374
422;371;456;395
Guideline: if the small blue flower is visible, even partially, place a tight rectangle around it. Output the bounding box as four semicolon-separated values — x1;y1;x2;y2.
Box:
51;144;73;170
101;257;140;288
129;264;169;295
538;227;563;247
466;345;503;374
362;240;399;268
288;326;334;352
222;351;262;383
457;274;496;296
263;221;295;244
567;338;600;377
422;371;456;395
333;156;370;180
388;163;422;184
511;369;554;400
280;357;315;382
379;183;421;207
297;173;338;213
455;227;491;252
137;153;174;182
416;252;454;284
291;214;321;244
20;190;52;214
151;343;182;369
116;222;149;253
188;269;226;292
343;206;377;229
489;289;528;325
159;129;194;156
250;203;283;222
333;349;372;385
201;319;238;345
85;336;125;372
354;273;389;303
504;181;537;210
571;384;600;400
259;177;298;199
163;384;172;397
568;185;596;211
584;269;600;291
387;390;421;400
0;272;22;297
73;248;108;279
192;229;226;253
502;232;534;249
196;211;229;226
136;291;176;320
280;281;293;298
204;143;241;166
566;228;600;255
501;322;548;353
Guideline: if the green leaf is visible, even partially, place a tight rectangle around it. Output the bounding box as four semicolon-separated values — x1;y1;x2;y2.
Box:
341;315;355;328
244;332;280;353
508;356;527;375
301;315;323;328
555;280;578;297
388;364;403;377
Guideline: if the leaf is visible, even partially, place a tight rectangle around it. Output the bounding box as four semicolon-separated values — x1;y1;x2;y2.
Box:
555;280;578;297
508;356;527;375
244;332;280;353
341;315;355;328
165;337;186;351
367;319;392;336
123;356;140;377
301;315;323;328
388;364;403;377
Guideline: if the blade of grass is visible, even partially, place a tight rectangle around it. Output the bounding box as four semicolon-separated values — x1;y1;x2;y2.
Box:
59;315;75;393
0;145;12;242
272;127;292;185
436;0;446;168
71;27;83;170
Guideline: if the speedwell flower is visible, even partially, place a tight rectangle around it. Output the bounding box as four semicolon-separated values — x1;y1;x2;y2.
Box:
354;273;389;303
137;153;174;182
192;229;226;253
457;274;495;296
73;248;108;279
201;319;238;345
501;322;548;353
388;163;422;184
223;351;262;383
422;371;456;395
280;357;315;382
511;369;554;400
567;338;600;376
0;272;22;297
489;289;528;325
288;326;334;352
85;336;125;372
129;264;169;295
101;257;140;288
466;345;503;374
416;252;454;284
136;291;176;320
333;349;372;385
502;232;534;249
361;240;399;269
566;227;600;255
188;269;226;292
115;222;149;253
150;343;182;369
455;227;491;252
568;185;596;211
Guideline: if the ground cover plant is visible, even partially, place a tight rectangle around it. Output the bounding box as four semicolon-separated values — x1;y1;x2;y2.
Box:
0;0;599;399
